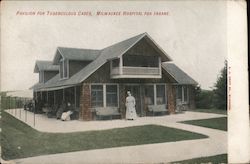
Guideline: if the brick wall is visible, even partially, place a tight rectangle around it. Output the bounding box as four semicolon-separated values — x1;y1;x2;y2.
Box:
188;86;196;109
79;83;92;120
167;84;176;114
119;84;126;118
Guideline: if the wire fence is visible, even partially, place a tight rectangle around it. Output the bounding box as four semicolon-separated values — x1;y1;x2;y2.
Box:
1;95;36;126
1;96;29;110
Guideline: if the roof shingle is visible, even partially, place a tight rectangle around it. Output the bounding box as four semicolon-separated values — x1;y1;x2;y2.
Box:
34;60;59;73
32;33;184;91
162;63;198;85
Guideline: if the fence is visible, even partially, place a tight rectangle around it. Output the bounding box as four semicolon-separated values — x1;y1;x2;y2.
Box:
1;96;30;110
1;95;36;126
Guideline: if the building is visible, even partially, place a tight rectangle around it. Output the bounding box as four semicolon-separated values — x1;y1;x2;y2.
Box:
31;33;198;120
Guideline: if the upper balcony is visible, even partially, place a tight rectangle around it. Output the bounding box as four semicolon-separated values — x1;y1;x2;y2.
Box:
110;55;162;79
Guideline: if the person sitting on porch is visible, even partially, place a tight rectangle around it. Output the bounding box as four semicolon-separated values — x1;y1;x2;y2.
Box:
125;91;137;120
61;110;73;121
56;101;66;119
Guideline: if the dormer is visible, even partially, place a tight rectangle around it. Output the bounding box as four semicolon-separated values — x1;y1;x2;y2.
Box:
52;47;100;80
34;60;59;83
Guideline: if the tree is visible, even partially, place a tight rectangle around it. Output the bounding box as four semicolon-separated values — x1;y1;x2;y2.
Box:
195;85;214;109
213;60;227;110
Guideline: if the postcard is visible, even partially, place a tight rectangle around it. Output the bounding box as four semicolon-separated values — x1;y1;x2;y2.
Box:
1;1;249;163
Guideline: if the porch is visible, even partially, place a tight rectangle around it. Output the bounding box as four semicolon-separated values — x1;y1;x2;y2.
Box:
5;108;226;133
33;85;81;120
109;52;162;79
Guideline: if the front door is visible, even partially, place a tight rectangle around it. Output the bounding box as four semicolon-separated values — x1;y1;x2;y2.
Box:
125;85;143;117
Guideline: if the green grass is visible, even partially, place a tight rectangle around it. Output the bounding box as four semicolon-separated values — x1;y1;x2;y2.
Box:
1;111;207;160
172;154;227;164
191;108;227;115
181;117;227;131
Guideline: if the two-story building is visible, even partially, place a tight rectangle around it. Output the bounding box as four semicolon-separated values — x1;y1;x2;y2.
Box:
31;33;198;120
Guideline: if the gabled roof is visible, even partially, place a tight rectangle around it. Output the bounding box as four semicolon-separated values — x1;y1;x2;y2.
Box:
52;47;100;64
32;33;174;91
34;60;59;73
162;63;198;85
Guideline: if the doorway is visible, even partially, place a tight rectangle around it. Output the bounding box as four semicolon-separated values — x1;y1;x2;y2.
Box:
124;85;143;117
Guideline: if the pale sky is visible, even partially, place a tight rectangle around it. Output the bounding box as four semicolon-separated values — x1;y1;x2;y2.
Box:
1;1;227;91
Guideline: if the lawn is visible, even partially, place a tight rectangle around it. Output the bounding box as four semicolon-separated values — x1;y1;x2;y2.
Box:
172;154;227;164
1;111;207;160
181;117;227;131
191;108;227;115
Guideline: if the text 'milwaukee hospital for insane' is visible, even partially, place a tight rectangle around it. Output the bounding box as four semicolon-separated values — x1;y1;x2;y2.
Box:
31;33;198;121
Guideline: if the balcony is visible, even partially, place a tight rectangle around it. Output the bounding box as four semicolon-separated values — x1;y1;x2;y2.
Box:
110;66;161;79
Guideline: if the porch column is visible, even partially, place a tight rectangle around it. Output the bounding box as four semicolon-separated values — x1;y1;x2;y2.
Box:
79;83;92;120
167;84;176;114
158;57;162;75
40;91;42;102
35;91;38;110
141;85;147;116
63;88;65;101
119;57;123;75
35;91;37;101
53;91;56;105
74;86;77;109
47;91;49;104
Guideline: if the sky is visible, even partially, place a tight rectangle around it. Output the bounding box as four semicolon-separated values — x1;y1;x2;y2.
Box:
1;1;227;92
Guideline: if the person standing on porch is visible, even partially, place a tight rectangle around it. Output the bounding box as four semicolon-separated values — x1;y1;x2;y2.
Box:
125;91;137;120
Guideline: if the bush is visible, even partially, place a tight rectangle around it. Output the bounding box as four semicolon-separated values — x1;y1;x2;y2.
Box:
195;87;213;109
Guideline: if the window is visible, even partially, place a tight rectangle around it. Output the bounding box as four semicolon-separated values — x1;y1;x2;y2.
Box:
60;59;69;79
177;86;182;100
106;85;118;107
123;55;159;67
145;85;154;105
156;85;166;105
39;71;44;83
176;86;189;103
60;61;63;78
91;85;103;107
183;86;188;102
64;60;68;78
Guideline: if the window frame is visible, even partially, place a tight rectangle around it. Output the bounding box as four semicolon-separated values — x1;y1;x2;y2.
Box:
144;83;167;106
91;83;119;108
59;58;69;80
91;84;104;107
176;85;189;104
144;84;155;105
156;84;166;105
106;84;119;107
39;71;44;83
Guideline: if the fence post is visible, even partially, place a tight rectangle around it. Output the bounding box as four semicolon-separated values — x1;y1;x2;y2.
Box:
25;98;27;122
33;99;35;127
15;97;17;116
8;96;12;110
19;98;21;119
8;97;11;114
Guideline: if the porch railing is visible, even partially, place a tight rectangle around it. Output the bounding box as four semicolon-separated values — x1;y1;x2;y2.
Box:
111;66;160;77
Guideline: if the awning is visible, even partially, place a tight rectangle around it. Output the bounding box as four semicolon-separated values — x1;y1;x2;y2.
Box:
34;85;76;92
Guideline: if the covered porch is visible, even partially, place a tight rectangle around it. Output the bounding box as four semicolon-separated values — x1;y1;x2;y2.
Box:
33;85;81;120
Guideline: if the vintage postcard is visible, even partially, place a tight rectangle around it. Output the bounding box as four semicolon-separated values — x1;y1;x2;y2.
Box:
0;1;249;164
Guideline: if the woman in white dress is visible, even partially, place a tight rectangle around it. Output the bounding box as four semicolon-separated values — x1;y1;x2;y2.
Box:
125;91;137;120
